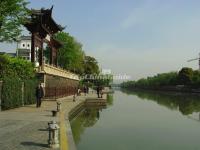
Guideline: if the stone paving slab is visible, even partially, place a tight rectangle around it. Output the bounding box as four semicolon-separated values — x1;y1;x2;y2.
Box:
0;121;49;150
0;94;91;150
0;93;103;150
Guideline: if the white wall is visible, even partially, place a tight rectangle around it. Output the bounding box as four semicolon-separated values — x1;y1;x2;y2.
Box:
18;40;31;50
17;39;31;61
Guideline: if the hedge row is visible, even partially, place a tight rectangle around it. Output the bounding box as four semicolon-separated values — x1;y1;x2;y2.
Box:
24;79;38;105
1;78;38;110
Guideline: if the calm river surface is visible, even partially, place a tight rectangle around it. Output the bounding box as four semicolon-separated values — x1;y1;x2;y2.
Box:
70;89;200;150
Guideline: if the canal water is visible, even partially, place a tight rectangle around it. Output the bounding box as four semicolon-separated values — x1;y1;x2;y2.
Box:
70;89;200;150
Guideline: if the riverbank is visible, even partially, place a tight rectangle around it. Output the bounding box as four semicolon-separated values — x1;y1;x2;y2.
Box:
121;86;200;94
0;93;107;150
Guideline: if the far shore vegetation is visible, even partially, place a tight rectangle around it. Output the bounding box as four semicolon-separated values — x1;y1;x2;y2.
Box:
121;67;200;90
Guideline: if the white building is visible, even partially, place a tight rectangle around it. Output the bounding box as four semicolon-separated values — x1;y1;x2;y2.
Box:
16;36;31;61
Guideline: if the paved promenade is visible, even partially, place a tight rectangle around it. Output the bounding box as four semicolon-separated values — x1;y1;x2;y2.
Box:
0;94;98;150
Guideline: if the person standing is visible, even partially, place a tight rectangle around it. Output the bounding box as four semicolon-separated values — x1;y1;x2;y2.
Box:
100;86;103;98
83;86;87;96
36;83;44;107
86;86;89;94
97;86;100;98
77;87;81;96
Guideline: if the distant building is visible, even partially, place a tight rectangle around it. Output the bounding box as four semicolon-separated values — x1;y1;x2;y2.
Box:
16;36;31;61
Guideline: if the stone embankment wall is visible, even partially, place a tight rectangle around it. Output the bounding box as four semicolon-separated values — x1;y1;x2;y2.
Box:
42;74;79;98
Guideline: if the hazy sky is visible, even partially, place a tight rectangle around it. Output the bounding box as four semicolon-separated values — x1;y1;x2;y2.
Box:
1;0;200;81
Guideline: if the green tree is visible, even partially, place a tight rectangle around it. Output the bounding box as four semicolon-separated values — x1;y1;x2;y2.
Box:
191;70;200;88
82;56;106;86
94;74;113;86
0;54;10;77
54;32;85;75
84;56;99;75
0;0;29;42
178;67;193;85
121;72;178;89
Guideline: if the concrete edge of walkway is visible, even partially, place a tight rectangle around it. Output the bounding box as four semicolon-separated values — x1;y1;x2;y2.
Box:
60;111;69;150
59;99;86;150
59;94;107;150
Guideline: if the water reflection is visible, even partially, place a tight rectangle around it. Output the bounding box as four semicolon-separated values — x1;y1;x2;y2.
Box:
107;94;114;106
70;94;113;144
121;89;200;116
71;90;200;150
70;108;100;144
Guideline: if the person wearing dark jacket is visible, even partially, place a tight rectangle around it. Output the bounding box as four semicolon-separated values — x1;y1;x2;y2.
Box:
97;86;100;98
36;84;44;107
83;86;87;96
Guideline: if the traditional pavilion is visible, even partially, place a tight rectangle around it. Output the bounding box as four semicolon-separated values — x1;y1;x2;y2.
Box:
24;6;63;67
23;7;79;99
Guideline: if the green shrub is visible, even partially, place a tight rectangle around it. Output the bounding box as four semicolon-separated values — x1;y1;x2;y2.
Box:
0;54;38;110
1;78;38;110
1;78;22;110
0;54;35;80
24;79;38;105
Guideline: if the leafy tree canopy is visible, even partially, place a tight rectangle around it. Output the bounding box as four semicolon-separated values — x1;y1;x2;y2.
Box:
178;67;193;85
53;32;85;75
84;56;99;75
121;67;200;89
0;0;29;42
44;32;101;77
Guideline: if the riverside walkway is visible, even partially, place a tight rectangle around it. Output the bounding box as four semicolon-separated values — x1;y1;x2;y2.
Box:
0;93;106;150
